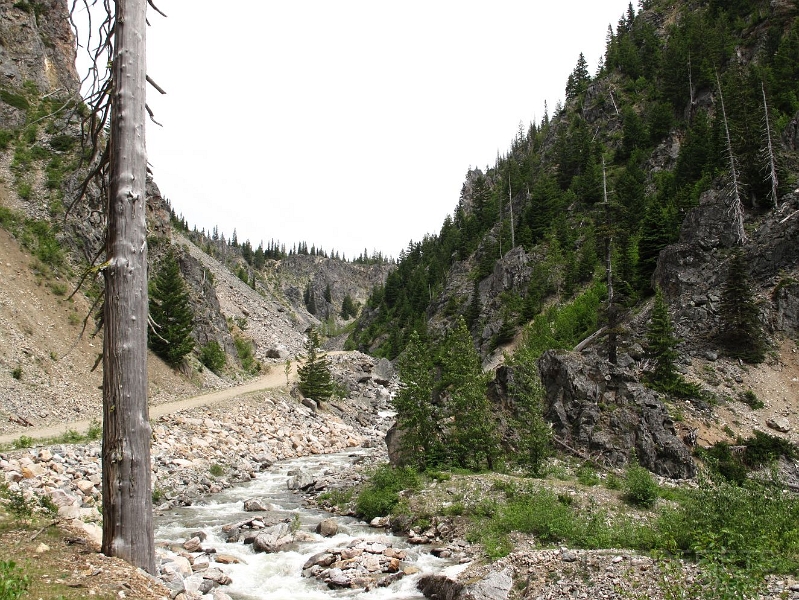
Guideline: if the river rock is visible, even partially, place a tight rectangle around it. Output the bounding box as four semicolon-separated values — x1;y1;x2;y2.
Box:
243;497;271;511
305;538;408;589
287;469;316;490
316;518;338;537
183;536;203;552
203;568;233;586
252;522;293;553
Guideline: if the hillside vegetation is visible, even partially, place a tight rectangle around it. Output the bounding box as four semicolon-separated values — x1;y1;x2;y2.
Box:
349;0;799;364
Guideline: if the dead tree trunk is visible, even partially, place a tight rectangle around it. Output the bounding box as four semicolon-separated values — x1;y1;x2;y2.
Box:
716;71;746;245
602;158;617;365
762;81;779;209
101;0;155;575
508;175;515;249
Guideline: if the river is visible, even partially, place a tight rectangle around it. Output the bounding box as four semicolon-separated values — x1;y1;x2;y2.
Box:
155;450;462;599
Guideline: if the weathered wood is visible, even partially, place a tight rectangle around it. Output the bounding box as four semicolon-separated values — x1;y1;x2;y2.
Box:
101;0;155;575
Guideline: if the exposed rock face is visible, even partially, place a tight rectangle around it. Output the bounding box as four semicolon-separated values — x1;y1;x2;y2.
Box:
654;188;799;345
175;243;236;358
273;253;392;328
0;0;78;128
538;350;696;479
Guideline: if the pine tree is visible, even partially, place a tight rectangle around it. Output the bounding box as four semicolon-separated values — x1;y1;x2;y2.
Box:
438;317;497;470
395;331;439;469
148;250;195;367
340;294;358;319
507;330;551;475
646;288;680;387
298;327;335;400
718;252;766;363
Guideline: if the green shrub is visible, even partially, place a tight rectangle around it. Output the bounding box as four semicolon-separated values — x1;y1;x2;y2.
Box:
209;463;225;477
48;134;75;152
234;335;260;374
16;182;31;200
576;462;600;486
10;366;22;380
0;130;13;150
0;88;29;111
199;340;226;374
656;479;799;594
466;484;655;560
739;389;764;409
355;465;421;522
697;442;748;485
0;560;30;600
86;418;102;441
624;461;659;508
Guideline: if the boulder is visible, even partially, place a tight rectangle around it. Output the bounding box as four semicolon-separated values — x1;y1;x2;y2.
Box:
316;518;338;537
243;498;271;512
287;469;316;490
372;359;395;385
252;522;293;553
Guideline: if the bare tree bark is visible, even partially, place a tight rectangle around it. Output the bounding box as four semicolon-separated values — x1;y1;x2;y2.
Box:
602;158;617;365
762;81;779;209
508;175;515;249
716;71;746;245
101;0;155;575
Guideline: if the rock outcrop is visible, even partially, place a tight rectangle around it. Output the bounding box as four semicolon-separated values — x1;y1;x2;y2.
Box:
538;350;696;479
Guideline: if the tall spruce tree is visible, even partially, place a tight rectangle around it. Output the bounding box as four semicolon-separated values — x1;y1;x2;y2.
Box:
507;330;552;475
298;327;335;400
395;331;439;469
148;250;195;367
438;317;497;470
718;252;766;363
646;288;680;388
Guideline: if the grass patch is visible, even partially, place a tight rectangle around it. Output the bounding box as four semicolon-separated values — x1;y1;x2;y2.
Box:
466;484;656;559
0;207;67;277
0;506;118;599
0;88;30;111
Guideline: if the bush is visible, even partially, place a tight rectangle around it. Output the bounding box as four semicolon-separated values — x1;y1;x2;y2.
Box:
355;465;421;522
0;88;29;111
740;389;764;409
234;335;260;374
199;340;226;374
0;130;14;150
0;560;29;600
624;461;659;508
576;462;600;486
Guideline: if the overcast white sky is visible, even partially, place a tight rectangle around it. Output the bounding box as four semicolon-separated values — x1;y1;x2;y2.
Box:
84;1;633;260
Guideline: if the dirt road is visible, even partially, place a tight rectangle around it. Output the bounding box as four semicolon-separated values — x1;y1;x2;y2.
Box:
0;362;297;447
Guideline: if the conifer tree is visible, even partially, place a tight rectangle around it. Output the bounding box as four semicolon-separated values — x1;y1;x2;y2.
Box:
507;331;551;475
298;327;335;400
438;318;497;470
395;331;439;469
340;294;358;320
646;288;680;387
718;252;766;363
148;250;195;367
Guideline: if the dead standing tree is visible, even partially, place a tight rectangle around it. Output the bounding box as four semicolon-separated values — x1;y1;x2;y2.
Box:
101;0;155;574
715;71;746;245
69;0;166;574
